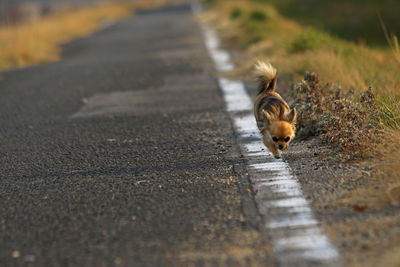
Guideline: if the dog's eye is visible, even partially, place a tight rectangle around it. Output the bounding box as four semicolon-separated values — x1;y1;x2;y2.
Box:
272;137;278;142
284;137;290;142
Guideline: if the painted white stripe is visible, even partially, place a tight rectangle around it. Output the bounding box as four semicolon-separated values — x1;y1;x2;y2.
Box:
268;197;309;208
267;215;319;229
286;206;312;213
252;176;294;182
250;161;288;169
192;2;340;266
275;234;332;250
250;162;289;171
233;115;259;138
244;142;269;153
218;78;253;111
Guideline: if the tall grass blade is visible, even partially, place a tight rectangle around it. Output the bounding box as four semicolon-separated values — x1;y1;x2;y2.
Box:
377;9;400;67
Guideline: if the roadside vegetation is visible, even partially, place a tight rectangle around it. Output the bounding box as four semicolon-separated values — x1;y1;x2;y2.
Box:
201;0;400;204
0;0;164;71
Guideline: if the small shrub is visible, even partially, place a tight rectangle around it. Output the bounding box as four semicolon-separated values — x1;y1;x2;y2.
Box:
230;7;243;19
249;10;268;22
295;72;382;159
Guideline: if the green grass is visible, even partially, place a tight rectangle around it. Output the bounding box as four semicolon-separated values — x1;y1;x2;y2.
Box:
290;28;331;52
249;10;268;21
378;94;400;129
230;7;243;19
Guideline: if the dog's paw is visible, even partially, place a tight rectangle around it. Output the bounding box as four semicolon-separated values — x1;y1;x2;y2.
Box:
274;154;281;159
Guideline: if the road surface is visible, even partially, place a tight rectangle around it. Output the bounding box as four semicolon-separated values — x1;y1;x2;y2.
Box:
0;3;274;266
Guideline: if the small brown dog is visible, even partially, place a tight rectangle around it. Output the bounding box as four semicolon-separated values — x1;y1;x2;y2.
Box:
254;61;296;158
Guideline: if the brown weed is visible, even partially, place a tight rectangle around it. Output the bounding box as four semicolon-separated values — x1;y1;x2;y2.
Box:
295;72;382;159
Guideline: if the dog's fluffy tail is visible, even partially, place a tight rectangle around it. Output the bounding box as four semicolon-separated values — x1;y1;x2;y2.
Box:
254;61;277;94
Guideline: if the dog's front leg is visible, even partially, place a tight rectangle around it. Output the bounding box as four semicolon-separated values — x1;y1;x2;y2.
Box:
262;135;280;158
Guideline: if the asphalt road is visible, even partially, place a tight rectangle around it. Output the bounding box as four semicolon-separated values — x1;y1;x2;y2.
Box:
0;3;273;266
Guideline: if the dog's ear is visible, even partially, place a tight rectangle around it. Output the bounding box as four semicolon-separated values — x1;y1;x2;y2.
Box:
286;108;297;123
262;109;272;122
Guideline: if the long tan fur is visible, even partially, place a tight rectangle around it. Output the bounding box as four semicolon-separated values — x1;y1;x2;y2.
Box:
254;61;277;94
253;61;296;158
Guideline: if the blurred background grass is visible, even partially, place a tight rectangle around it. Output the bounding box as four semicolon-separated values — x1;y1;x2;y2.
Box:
253;0;400;47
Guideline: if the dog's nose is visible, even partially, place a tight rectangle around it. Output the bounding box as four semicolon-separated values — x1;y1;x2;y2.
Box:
278;144;284;150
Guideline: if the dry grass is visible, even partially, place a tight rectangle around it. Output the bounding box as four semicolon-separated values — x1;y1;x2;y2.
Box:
294;72;382;159
0;0;165;71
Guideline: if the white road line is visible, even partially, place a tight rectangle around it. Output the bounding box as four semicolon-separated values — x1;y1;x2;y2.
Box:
192;2;340;266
